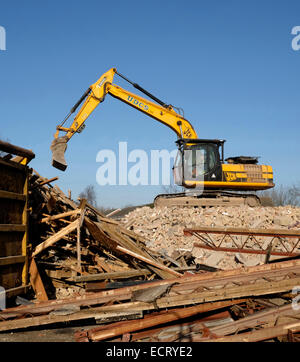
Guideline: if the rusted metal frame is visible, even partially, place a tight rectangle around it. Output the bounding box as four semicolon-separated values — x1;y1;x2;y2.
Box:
192;231;216;248
193;232;216;249
240;234;252;249
217;233;230;248
206;321;300;342
290;237;300;253
82;299;243;342
192;302;300;341
184;227;300;238
193;231;239;250
227;233;241;249
189;228;300;256
168;269;300;295
3;266;298;320
156;277;300;310
217;233;240;249
167;277;299;303
128;311;232;342
0;274;295;327
277;236;295;253
264;237;276;253
194;243;300;257
77;311;232;342
251;235;264;251
195;231;249;250
205;231;219;247
185;227;300;254
1;258;300;321
273;236;286;253
287;329;300;342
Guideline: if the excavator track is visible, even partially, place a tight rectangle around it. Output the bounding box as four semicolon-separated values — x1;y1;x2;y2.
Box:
154;190;272;208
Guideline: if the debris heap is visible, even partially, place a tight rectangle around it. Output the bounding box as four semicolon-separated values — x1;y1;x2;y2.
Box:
0;168;300;343
121;205;300;269
28;172;186;300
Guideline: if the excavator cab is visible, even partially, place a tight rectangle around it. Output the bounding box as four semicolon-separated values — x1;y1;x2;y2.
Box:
173;139;225;188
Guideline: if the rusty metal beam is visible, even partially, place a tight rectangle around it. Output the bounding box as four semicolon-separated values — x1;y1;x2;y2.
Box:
207;321;300;342
192;302;300;341
1;258;300;322
194;242;300;257
129;311;231;342
184;226;300;238
77;299;245;342
184;226;300;256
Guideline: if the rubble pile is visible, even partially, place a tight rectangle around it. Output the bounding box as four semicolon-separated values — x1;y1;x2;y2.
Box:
2;142;300;342
27;171;183;300
122;205;300;269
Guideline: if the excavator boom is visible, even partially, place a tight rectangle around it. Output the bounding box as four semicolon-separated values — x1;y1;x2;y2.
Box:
51;68;197;170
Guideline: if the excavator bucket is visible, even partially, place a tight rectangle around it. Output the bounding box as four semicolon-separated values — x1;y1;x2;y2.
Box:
51;136;68;171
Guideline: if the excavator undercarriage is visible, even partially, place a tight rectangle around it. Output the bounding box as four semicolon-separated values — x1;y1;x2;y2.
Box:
154;190;273;208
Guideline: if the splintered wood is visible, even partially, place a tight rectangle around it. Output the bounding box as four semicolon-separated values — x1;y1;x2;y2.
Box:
27;171;183;302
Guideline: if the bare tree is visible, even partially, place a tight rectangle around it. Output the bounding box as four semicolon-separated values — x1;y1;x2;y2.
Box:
79;185;97;207
259;184;300;207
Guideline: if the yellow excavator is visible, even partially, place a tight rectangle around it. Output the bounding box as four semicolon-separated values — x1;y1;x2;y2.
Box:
51;68;274;207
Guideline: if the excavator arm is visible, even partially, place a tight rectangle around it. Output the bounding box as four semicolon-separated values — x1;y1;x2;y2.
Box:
51;68;197;170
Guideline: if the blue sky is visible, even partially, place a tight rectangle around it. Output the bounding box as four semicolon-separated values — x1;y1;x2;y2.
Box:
1;0;300;208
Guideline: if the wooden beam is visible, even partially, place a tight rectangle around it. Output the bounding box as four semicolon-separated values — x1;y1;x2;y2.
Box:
69;269;151;282
0;224;26;232
32;177;58;189
0;255;25;266
32;220;79;256
29;258;48;302
5;285;30;298
69;266;199;282
116;245;182;278
0;140;35;161
41;209;80;223
106;209;121;217
77;199;87;273
0;190;26;201
0;158;26;171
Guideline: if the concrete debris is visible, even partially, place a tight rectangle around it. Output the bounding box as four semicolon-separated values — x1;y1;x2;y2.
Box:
121;205;300;269
273;215;293;226
235;253;265;267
